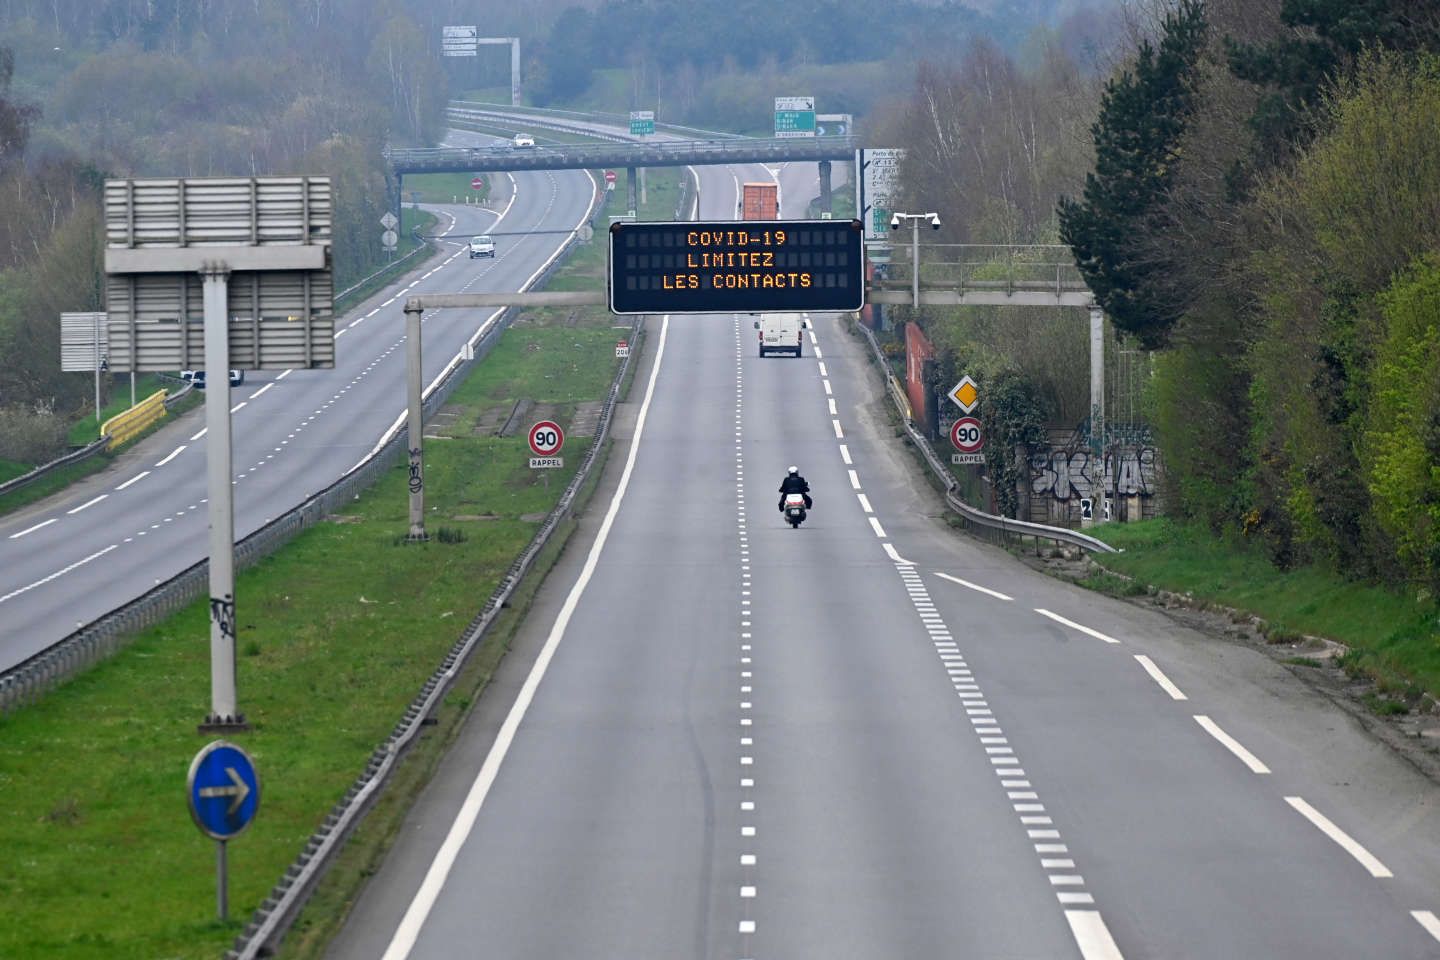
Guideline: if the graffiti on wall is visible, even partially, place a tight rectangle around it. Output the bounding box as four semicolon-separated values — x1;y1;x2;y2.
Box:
1030;443;1159;502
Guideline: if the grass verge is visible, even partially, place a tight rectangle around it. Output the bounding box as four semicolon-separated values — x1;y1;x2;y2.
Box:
1093;519;1440;705
0;308;630;957
333;209;437;316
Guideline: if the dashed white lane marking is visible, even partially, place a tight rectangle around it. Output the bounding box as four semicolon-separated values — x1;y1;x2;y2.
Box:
868;517;887;538
1034;609;1120;644
822;380;832;396
154;445;186;467
883;543;913;565
66;494;108;515
0;544;119;604
857;493;873;514
895;563;1121;955
248;382;274;399
847;469;860;489
190;427;207;440
818;361;828;377
1193;715;1271;774
934;571;1013;602
1065;910;1125;960
276;369;292;380
1412;911;1440;943
839;444;851;465
230;401;248;413
1134;655;1187;700
1284;796;1392;878
378;316;670;960
831;419;844;439
116;471;150;491
8;518;57;539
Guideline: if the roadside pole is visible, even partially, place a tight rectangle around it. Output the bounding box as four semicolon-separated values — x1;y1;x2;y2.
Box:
201;261;243;729
404;304;428;541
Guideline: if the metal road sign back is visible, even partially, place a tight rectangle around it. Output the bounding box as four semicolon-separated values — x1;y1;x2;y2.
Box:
187;740;260;841
608;220;864;315
103;176;334;371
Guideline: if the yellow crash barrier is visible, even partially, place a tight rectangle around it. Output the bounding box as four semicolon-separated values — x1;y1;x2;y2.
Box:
103;389;168;451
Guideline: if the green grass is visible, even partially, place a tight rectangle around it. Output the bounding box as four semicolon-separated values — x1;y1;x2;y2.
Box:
1095;519;1440;699
401;172;491;207
0;306;628;958
0;458;27;483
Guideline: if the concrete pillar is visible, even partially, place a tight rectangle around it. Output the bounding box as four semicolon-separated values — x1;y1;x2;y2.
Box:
818;160;832;215
626;166;638;217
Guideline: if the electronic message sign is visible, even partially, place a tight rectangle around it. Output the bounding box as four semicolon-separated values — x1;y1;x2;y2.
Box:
608;219;864;315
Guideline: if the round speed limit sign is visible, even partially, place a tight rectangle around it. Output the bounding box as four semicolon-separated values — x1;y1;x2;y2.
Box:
950;416;983;453
528;420;564;457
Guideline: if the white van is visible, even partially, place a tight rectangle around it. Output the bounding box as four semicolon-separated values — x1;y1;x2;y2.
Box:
754;313;807;357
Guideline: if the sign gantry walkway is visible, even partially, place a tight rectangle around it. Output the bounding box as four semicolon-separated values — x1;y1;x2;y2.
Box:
385;136;859;175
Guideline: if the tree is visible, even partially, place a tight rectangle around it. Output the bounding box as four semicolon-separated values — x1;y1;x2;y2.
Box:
0;48;39;178
1057;0;1208;348
1226;0;1440;168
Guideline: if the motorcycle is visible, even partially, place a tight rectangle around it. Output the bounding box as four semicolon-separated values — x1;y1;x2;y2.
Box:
783;493;808;528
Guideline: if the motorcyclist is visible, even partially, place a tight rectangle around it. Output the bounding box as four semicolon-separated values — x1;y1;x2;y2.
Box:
778;465;812;512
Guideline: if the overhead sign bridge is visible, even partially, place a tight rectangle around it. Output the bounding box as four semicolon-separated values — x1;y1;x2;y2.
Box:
385;136;858;176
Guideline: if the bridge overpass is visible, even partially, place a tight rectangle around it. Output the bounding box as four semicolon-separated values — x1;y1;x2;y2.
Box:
384;135;859;176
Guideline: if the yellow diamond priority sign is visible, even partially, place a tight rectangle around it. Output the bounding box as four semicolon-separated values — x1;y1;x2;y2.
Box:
948;375;979;413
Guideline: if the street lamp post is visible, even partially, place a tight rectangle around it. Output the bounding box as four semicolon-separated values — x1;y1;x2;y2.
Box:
888;211;941;308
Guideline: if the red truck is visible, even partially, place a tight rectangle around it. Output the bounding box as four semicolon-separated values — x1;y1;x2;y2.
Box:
742;182;778;220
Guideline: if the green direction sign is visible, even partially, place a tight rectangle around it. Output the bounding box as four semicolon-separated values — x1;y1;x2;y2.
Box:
629;110;655;136
774;96;816;139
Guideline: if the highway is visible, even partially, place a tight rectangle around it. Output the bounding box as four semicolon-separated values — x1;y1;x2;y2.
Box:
0;130;596;668
325;140;1440;959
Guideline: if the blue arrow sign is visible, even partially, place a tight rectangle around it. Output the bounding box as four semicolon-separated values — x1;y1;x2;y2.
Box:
187;740;260;840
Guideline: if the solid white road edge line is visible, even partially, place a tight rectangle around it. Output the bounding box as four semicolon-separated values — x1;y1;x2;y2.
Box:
1193;715;1271;774
935;571;1013;602
1413;911;1440;943
1065;910;1125;960
1035;608;1120;644
1134;654;1187;700
1284;796;1393;878
378;315;670;960
0;544;119;604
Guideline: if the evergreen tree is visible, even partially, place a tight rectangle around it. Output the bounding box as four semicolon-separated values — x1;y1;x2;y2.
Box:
1226;0;1440;166
1057;1;1207;348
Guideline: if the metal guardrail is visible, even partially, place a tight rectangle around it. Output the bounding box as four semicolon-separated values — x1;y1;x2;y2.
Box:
853;319;1117;554
0;437;110;498
0;187;606;716
0;382;197;500
334;227;432;304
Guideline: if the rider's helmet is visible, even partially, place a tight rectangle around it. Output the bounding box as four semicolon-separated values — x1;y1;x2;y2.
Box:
787;465;799;475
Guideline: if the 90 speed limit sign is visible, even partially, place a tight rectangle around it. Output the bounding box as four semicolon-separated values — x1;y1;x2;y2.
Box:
528;420;564;457
950;416;983;454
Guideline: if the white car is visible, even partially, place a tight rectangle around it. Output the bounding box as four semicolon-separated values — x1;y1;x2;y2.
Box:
468;235;496;259
511;134;535;149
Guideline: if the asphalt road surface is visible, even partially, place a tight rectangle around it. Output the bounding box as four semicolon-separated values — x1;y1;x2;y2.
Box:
326;144;1440;959
0;132;595;668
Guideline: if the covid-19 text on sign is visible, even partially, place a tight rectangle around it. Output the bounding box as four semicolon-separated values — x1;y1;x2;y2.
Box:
608;220;865;315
